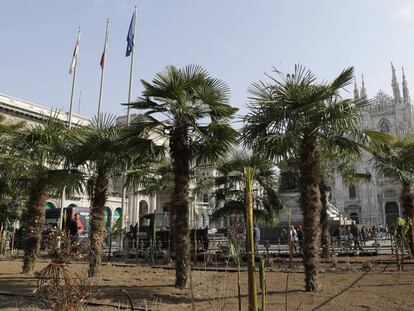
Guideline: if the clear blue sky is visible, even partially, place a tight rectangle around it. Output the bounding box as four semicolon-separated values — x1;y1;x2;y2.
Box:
1;0;414;121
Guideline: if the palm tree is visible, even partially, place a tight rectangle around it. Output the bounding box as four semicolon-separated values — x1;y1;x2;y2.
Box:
369;136;414;256
7;116;84;273
210;152;283;225
243;65;372;291
69;115;160;277
128;65;238;288
0;116;25;236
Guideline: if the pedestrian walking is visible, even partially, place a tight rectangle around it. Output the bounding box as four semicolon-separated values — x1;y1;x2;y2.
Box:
253;224;260;253
351;221;363;251
290;225;298;254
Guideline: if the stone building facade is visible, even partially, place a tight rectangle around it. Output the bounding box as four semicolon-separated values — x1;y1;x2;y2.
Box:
331;64;413;226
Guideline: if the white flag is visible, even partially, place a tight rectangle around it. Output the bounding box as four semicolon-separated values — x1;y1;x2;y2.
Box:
69;30;81;75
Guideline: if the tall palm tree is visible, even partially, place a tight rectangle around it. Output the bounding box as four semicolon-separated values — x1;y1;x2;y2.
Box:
210;152;283;224
7;116;84;273
69;115;160;277
243;65;373;291
369;136;414;256
0;115;25;231
128;65;238;288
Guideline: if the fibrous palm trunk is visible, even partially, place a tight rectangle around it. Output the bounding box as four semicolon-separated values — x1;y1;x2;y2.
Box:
320;179;331;259
400;182;414;256
299;136;322;292
170;124;191;289
22;179;47;273
89;169;108;277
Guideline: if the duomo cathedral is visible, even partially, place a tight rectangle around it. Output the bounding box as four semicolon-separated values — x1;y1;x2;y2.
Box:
331;63;413;226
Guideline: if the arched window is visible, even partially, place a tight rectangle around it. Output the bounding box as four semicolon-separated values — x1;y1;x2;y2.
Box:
103;207;112;231
113;208;122;224
349;185;356;199
202;193;209;203
379;119;391;133
139;200;149;217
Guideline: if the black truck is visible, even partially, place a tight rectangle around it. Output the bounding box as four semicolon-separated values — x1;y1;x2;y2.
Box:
136;212;209;252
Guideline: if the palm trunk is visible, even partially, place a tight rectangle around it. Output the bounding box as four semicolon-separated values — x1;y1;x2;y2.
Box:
89;169;108;277
22;179;47;273
169;204;176;257
320;179;331;259
400;182;414;256
299;136;322;292
245;167;258;311
170;125;191;289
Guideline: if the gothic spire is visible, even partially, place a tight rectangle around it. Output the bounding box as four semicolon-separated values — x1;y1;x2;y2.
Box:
360;74;367;99
402;67;410;104
391;62;402;103
354;77;360;100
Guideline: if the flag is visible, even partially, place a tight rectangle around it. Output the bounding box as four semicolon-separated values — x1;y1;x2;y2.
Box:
69;30;81;74
100;21;109;70
126;10;136;57
100;48;105;70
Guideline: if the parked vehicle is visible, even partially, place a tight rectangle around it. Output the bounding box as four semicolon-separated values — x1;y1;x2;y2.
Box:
134;212;209;252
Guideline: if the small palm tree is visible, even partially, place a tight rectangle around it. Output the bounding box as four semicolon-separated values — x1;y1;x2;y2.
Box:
243;65;374;291
69;115;160;277
210;152;283;224
7;116;84;273
128;65;238;288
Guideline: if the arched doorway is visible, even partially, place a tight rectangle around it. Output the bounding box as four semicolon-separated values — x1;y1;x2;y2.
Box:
103;207;112;231
139;200;149;218
113;208;122;225
384;202;399;225
44;202;56;210
350;212;359;224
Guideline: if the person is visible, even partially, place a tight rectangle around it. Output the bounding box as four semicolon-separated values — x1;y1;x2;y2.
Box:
69;213;83;244
280;228;287;242
289;225;298;253
296;224;304;253
350;221;363;251
385;224;390;239
378;224;385;239
253;224;260;253
361;226;367;245
127;225;135;249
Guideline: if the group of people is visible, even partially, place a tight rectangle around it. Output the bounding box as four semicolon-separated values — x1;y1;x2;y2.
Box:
288;225;304;254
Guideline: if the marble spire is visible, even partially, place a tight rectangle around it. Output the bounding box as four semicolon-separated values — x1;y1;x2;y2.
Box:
360;74;367;99
354;77;360;100
402;67;410;104
391;62;402;103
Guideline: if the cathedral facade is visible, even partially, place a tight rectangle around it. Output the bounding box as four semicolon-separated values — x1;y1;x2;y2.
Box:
331;64;414;226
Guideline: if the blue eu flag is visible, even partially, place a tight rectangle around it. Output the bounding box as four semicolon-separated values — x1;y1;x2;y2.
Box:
126;11;135;57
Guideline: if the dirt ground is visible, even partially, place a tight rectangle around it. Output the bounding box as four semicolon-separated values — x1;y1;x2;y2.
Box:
0;256;413;311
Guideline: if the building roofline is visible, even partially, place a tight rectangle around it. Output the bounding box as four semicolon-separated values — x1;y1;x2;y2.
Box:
0;92;90;125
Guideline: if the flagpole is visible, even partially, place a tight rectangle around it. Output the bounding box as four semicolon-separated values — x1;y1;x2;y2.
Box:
60;27;80;232
127;6;137;124
98;19;109;124
68;27;81;129
68;66;77;128
122;7;137;231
